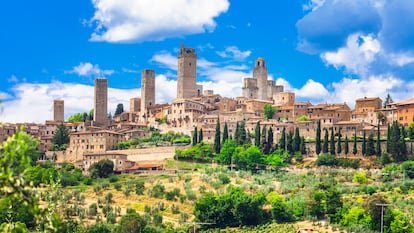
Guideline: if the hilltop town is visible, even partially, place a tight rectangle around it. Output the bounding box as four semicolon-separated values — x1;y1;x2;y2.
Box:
1;44;413;170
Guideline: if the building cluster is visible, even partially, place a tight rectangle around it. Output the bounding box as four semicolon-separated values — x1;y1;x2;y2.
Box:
2;44;414;171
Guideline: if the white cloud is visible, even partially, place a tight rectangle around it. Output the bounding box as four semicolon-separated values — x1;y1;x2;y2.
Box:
328;75;404;107
217;46;252;60
388;52;414;67
7;75;18;83
89;0;230;43
321;33;380;75
302;0;325;12
150;52;177;71
66;62;114;76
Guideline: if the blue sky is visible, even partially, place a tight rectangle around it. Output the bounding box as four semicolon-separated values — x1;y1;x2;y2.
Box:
1;0;414;123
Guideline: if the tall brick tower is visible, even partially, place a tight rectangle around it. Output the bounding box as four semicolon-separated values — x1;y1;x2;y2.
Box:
253;58;268;100
93;78;108;126
141;69;155;119
177;43;197;99
53;100;64;122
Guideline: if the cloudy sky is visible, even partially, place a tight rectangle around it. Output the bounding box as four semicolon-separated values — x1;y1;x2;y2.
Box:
1;0;414;123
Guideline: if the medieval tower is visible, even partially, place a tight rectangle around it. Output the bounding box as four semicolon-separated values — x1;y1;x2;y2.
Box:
253;57;268;100
53;100;64;122
140;69;155;119
93;78;108;126
177;44;197;99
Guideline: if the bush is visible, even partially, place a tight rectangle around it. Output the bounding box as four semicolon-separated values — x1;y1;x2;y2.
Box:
401;161;414;179
316;154;336;166
149;184;165;198
218;173;231;184
108;175;119;183
353;171;368;184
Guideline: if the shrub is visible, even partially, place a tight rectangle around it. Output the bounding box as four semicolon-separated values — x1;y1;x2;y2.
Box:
108;175;119;183
218;173;231;184
316;154;336;166
149;184;165;198
353;171;368;184
113;183;122;191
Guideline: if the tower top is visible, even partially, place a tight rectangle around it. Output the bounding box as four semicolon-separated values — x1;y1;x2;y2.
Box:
179;44;196;57
255;57;266;68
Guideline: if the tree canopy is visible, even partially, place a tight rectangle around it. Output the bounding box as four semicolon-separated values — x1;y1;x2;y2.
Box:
263;104;276;120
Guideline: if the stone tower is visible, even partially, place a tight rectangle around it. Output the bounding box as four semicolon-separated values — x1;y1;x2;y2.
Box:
141;69;155;118
93;78;108;126
177;44;197;99
253;58;268;100
53;100;64;122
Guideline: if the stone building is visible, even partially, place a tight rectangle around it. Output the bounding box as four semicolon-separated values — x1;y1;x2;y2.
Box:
177;44;197;99
83;152;133;173
53;100;64;122
351;97;383;124
66;129;125;162
168;98;206;128
130;97;141;113
93;78;108;126
141;69;156;122
242;58;283;101
395;98;414;126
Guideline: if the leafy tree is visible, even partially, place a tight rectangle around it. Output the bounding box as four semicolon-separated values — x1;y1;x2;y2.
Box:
89;159;114;178
114;103;124;115
401;161;414;179
329;127;335;155
340;206;372;229
323;128;329;154
279;127;286;150
296;115;309;122
263;103;276;119
222;122;228;144
305;190;326;219
198;128;203;143
293;127;300;152
389;209;413;233
337;128;342;154
192;126;198;146
52;123;70;151
254;121;261;147
117;213;147;233
85;223;113;233
367;133;376;156
344;136;349;156
67;112;85;122
88;109;94;121
213;117;221;154
364;195;392;232
315;120;321;155
217;139;237;165
267;192;293;223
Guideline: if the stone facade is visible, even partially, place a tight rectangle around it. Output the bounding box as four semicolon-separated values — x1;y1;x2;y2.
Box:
53;100;64;122
83;152;133;173
93;78;108;126
177;44;197;99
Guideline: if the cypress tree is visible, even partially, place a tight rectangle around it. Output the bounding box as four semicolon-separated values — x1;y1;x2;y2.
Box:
300;136;306;155
213;117;221;154
400;125;407;161
376;121;381;156
353;130;358;155
293;127;301;152
344;135;349;156
315;120;321;155
199;128;203;143
362;130;366;156
234;122;240;144
323;128;329;153
386;123;391;153
330;127;335;155
267;127;274;154
287;131;293;155
192;126;198;146
255;121;261;147
367;133;376;156
261;125;267;153
337;128;342;154
239;120;247;145
279;127;286;150
222;122;229;144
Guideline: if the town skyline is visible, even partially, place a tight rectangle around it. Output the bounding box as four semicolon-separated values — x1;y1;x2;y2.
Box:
1;0;414;123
